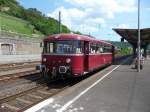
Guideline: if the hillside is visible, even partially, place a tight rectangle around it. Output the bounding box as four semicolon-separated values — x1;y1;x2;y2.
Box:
108;41;132;48
107;41;132;55
0;0;72;37
0;12;43;37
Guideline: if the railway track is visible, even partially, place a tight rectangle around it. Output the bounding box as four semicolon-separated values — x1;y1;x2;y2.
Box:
0;70;103;112
0;69;89;112
0;61;40;81
0;79;69;112
0;61;39;72
0;69;40;81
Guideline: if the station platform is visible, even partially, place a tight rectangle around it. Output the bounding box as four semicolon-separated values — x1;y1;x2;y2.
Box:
0;55;40;64
25;57;150;112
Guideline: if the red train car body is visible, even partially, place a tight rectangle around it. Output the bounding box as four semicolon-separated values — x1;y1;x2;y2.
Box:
37;34;114;78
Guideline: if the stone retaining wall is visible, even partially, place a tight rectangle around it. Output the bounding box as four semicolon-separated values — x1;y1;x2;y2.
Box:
0;31;43;55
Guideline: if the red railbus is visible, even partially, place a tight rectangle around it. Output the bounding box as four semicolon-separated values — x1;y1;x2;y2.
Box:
37;34;114;78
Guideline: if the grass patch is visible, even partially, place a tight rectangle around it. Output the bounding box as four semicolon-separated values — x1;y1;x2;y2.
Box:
0;12;44;38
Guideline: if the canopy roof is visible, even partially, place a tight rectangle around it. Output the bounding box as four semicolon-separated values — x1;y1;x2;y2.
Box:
113;28;150;47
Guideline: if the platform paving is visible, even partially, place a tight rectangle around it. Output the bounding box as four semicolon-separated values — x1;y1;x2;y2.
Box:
25;57;150;112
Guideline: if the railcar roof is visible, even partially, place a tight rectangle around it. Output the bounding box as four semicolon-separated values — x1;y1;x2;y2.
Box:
44;34;112;46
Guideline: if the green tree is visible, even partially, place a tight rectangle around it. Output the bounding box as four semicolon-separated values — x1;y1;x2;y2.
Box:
0;0;71;36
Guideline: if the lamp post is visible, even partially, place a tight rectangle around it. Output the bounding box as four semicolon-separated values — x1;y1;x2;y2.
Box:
137;0;141;72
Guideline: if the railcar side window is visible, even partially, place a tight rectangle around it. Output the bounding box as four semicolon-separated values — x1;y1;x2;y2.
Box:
96;44;100;53
96;44;104;53
44;42;54;53
103;45;112;53
90;43;96;54
90;43;104;54
99;47;103;53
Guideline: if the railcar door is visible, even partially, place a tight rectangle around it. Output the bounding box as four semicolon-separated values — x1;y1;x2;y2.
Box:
84;41;89;72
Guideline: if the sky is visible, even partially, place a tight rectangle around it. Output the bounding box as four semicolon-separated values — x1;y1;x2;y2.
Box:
18;0;150;41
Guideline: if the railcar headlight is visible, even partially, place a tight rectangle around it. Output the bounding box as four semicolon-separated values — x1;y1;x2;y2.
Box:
66;58;71;63
43;58;47;62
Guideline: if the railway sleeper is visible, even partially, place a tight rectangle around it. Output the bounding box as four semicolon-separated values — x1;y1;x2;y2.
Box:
27;94;43;99
16;98;33;104
37;90;53;95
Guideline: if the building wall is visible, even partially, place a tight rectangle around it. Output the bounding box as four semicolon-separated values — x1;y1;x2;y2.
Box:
0;32;43;55
15;42;42;54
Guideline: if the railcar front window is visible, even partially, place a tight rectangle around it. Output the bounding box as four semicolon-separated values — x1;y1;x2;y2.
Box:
44;41;83;54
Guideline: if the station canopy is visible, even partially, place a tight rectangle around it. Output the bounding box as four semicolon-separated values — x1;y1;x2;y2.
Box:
113;28;150;48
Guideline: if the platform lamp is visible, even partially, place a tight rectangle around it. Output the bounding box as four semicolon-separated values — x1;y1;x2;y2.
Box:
137;0;141;72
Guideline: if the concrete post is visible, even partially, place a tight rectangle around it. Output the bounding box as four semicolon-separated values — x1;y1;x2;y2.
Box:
144;45;147;58
12;44;16;55
133;46;136;57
